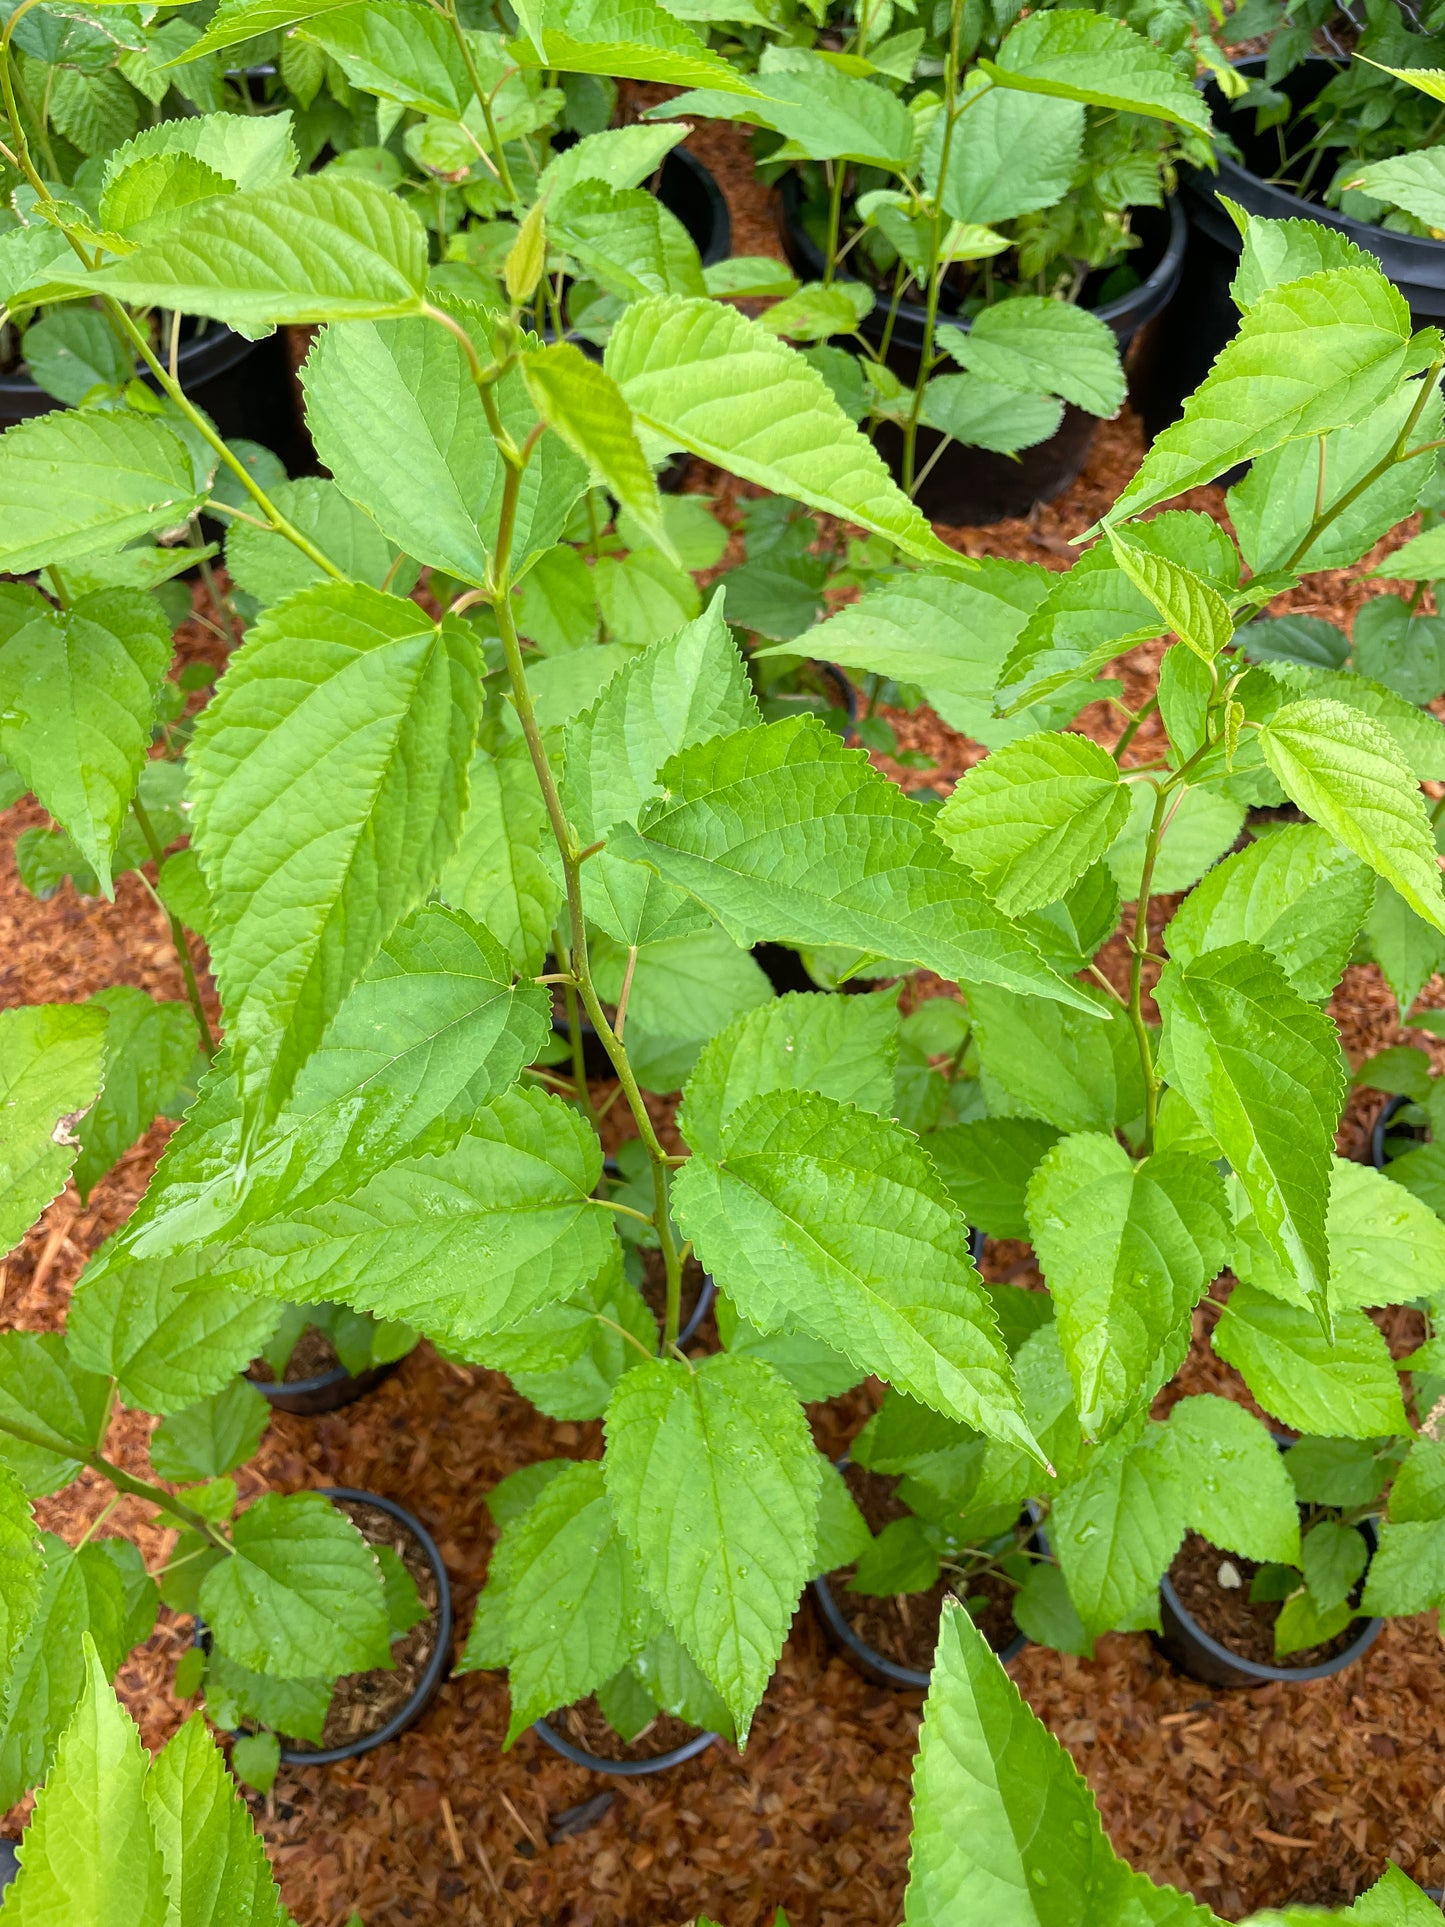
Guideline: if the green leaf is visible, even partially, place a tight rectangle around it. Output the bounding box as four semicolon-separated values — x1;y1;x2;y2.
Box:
967;983;1142;1136
493;1460;659;1742
103;112;299;195
928;1118;1061;1242
1156;944;1343;1317
603;1352;820;1741
561;588;758;945
1351;146;1445;230
297;0;470;116
672;1090;1037;1456
439;737;562;973
150;1379;271;1483
1212;1284;1408;1438
73;988;196;1200
521;341;672;557
1165;1395;1300;1565
1050;1422;1184;1638
1301;1519;1368;1612
66;1267;278;1417
629;1626;734;1738
0;1002;108;1260
1228;210;1376;313
605;296;963;571
1233;1155;1445;1314
0;409;207;576
145;1712;286;1925
1027;1136;1229;1439
1162;824;1371;1003
925;83;1083;228
224;477;414;608
99;154;237;248
0;1333;110;1498
512;0;761;91
607;716;1097;1013
0;1465;39;1684
982;9;1212;133
550;181;706;302
935;730;1129;917
994;542;1163;717
1362;1517;1445;1617
166;0;366;61
919;375;1062;457
660;48;909;161
1105;784;1246;899
1285;1435;1391;1510
4;1637;167;1927
493;1254;657;1421
718;1296;864;1404
591;926;773;1093
227;1733;280;1798
681;988;898;1161
1105;269;1415;524
1307;670;1445;784
22;309;133;405
538;123;687;200
0;1540;133;1810
849;1516;939;1596
189;583;480;1136
1106;530;1234;663
198;1491;390;1680
62;177;430;330
1352;596;1445;706
902;1605;1218;1927
1259;696;1445;936
940;300;1125;418
1272;1586;1353;1659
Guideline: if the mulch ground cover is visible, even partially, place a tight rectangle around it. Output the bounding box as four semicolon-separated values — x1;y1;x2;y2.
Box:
3;112;1444;1927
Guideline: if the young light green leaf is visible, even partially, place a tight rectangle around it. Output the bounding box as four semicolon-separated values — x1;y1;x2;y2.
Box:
73;987;196;1201
935;730;1129;917
902;1605;1218;1927
165;0;364;61
1106;529;1235;662
1156;943;1343;1317
4;1636;166;1927
983;9;1212;133
673;1090;1037;1457
1165;1395;1301;1565
0;1002;108;1260
145;1712;286;1926
189;583;480;1136
494;1461;659;1743
0;1333;111;1498
1106;269;1415;524
921;376;1063;457
604;1352;820;1742
1027;1137;1229;1439
1233;1155;1445;1314
537;123;687;200
1227;209;1376;313
1212;1284;1407;1439
0;410;206;576
549;181;705;302
1050;1422;1185;1639
1259;697;1445;935
521;341;673;559
102;111;299;195
1163;824;1372;1003
680;988;898;1161
605;296;964;570
607;716;1098;1012
940;299;1126;419
994;542;1164;716
198;1492;390;1680
59;177;431;329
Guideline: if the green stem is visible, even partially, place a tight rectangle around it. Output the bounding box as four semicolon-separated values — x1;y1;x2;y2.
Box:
484;412;686;1346
132;797;217;1057
0;1412;230;1550
823;159;845;288
442;0;518;206
104;303;346;583
555;924;599;1131
1111;695;1158;765
1286;361;1444;572
1128;783;1170;1153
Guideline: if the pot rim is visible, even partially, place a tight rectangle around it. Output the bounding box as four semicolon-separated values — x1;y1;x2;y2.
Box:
0;319;254;403
246;1354;403;1406
531;1714;719;1776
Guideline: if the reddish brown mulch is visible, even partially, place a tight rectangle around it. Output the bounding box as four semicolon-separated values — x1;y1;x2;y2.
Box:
5;118;1445;1927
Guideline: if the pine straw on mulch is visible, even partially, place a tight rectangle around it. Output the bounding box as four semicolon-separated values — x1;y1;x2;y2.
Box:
6;121;1445;1927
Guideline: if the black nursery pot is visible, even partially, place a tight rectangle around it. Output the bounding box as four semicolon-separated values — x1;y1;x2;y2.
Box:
658;146;731;267
246;1353;403;1417
597;1156;716;1348
810;1460;1036;1690
0;1838;17;1894
0;323;308;473
1153;1517;1384;1690
201;1488;453;1767
1372;1091;1425;1171
776;173;1186;524
532;1713;719;1777
1135;57;1445;440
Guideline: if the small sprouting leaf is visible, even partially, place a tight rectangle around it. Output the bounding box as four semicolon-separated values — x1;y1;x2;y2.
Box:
604;1352;820;1742
935;730;1129;917
673;1090;1037;1455
1157;943;1343;1318
1259;697;1445;937
198;1492;391;1680
189;582;481;1137
0;1003;108;1261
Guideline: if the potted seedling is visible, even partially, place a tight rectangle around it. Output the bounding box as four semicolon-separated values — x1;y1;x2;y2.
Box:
246;1302;418;1416
648;5;1207;520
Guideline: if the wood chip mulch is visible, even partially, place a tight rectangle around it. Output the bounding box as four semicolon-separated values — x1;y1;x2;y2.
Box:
3;115;1445;1927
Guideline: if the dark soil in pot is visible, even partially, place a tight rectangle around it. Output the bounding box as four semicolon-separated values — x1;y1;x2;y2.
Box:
246;1326;404;1417
275;1490;451;1764
775;173;1186;523
1136;56;1445;439
1156;1523;1383;1689
812;1462;1027;1689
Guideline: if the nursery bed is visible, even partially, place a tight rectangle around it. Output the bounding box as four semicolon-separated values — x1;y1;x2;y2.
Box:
6;114;1445;1927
